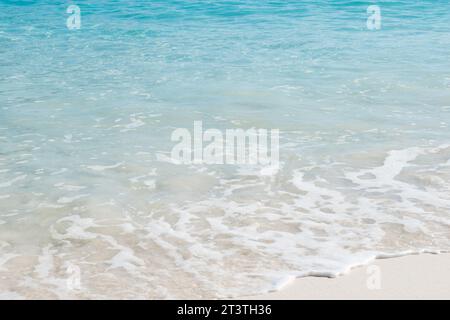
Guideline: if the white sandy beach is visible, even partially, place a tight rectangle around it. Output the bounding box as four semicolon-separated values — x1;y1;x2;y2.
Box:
248;253;450;300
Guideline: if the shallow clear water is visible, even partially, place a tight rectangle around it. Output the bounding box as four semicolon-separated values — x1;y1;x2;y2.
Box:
1;0;450;299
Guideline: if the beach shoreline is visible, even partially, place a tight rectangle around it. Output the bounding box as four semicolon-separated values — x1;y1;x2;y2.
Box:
245;253;450;300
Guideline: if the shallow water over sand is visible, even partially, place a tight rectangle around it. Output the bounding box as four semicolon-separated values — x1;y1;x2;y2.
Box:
1;1;450;298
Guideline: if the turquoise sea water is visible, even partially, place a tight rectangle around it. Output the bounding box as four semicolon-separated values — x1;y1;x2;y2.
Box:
1;1;450;298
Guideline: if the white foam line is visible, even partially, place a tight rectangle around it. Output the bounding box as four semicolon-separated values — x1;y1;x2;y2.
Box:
84;162;123;171
57;194;89;204
238;250;450;298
